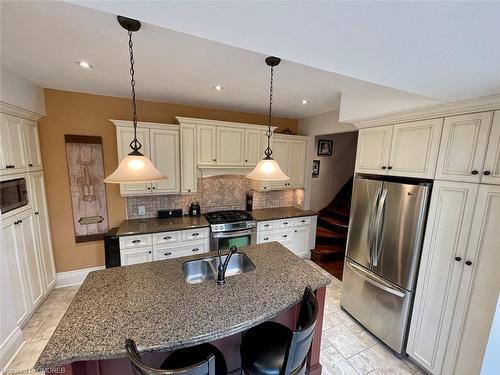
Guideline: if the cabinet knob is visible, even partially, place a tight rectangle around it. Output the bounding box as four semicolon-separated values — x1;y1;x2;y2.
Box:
465;260;472;266
455;256;462;262
187;189;191;193
471;170;479;175
381;166;387;170
483;171;491;176
387;166;393;170
245;159;248;163
148;251;152;254
152;186;156;190
164;252;172;256
213;159;216;162
147;186;151;190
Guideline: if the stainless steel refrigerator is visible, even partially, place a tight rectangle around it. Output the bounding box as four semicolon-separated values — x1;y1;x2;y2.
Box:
341;176;431;355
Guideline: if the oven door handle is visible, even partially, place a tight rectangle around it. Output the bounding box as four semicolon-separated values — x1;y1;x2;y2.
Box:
211;229;256;239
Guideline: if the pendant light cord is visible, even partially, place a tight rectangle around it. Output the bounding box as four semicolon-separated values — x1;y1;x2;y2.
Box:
264;65;274;159
128;29;142;155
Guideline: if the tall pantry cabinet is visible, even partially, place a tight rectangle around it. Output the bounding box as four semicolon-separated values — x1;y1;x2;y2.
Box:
0;107;56;347
407;110;500;375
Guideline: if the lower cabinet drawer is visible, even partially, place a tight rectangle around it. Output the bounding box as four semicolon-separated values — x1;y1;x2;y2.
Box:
258;229;293;244
153;241;209;261
294;216;311;226
277;219;293;229
153;231;180;245
119;234;152;249
181;228;209;241
258;221;276;231
120;247;153;265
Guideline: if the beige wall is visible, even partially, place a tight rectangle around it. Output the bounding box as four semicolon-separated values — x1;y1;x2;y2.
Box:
38;89;297;273
309;132;358;211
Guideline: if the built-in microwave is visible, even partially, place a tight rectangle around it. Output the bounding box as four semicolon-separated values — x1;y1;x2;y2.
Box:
0;178;29;214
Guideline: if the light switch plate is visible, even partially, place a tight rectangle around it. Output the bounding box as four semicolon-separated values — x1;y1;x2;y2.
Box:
138;206;146;215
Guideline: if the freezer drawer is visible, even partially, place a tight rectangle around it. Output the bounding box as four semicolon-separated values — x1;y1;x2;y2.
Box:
341;259;413;354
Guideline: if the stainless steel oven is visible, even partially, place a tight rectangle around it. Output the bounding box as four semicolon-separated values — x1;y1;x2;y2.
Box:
205;210;257;251
0;178;29;214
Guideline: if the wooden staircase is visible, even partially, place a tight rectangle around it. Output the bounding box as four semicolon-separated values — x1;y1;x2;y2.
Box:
311;177;353;278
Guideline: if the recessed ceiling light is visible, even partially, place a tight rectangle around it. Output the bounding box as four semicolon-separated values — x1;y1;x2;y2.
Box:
301;99;309;104
76;60;93;69
213;85;223;91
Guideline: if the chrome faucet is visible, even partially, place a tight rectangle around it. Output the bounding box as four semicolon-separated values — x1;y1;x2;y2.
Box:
217;245;238;285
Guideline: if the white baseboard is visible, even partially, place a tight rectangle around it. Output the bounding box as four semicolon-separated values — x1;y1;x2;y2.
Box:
56;266;105;288
0;327;25;370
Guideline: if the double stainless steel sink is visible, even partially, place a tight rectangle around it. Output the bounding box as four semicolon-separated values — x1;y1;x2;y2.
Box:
182;253;256;284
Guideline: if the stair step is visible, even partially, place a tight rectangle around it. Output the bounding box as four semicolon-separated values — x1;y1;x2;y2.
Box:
318;216;348;232
311;244;346;261
316;226;347;239
327;203;350;218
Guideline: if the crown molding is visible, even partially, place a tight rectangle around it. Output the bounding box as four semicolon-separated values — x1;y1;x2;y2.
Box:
175;116;277;131
109;119;179;131
353;94;500;128
0;101;44;121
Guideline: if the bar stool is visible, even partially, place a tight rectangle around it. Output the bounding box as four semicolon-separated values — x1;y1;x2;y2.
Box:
125;339;227;375
240;287;319;375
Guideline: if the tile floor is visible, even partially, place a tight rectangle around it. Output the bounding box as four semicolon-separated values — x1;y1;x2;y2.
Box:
5;263;423;375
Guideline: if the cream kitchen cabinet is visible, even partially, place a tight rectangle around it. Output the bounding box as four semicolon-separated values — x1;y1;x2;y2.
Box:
355;119;443;179
435;111;494;183
24;120;43;172
217;126;245;166
244;129;262;166
482;111;500;185
407;182;500;375
113;121;181;196
197;125;217;166
250;135;308;191
0;113;28;175
29;172;56;290
180;124;198;194
120;247;153;266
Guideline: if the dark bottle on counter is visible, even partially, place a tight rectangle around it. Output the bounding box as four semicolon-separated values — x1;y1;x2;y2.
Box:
246;192;253;211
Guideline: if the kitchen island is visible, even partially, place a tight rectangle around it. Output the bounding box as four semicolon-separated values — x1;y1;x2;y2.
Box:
35;242;330;374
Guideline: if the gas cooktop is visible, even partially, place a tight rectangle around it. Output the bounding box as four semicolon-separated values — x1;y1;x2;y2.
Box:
204;210;254;224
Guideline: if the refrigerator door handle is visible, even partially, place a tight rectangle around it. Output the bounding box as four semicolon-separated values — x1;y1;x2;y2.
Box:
367;185;382;266
372;187;388;267
346;260;406;298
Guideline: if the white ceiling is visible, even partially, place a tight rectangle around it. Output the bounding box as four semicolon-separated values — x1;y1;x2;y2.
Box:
73;0;500;102
0;1;442;120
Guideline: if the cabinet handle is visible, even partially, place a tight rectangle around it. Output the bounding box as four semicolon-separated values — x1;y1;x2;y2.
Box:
187;189;191;193
245;159;248;162
192;248;199;252
18;220;22;223
283;222;288;225
295;230;297;233
471;170;479;175
163;236;172;240
132;240;141;244
282;235;288;238
35;211;39;215
152;186;156;190
192;233;199;237
28;163;33;167
147;186;151;190
381;166;387;170
483;171;491;176
264;224;270;227
264;237;269;241
387;166;393;170
301;220;306;223
213;159;217;162
148;251;152;254
465;260;472;266
164;252;172;256
263;186;267;190
455;256;462;261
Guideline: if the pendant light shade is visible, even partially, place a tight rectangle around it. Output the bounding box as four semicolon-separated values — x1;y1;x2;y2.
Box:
247;56;289;182
246;158;289;181
104;16;166;184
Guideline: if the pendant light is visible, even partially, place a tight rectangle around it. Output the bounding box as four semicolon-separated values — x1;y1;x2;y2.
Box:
246;56;290;181
104;16;167;184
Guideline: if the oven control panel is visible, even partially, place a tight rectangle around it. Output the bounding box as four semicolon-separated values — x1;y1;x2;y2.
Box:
210;221;257;233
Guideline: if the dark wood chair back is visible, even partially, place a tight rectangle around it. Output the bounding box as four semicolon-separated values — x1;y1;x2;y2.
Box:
125;339;216;375
282;286;319;375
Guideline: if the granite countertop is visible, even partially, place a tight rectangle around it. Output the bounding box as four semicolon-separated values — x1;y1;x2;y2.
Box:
249;206;318;221
35;243;329;370
116;216;210;236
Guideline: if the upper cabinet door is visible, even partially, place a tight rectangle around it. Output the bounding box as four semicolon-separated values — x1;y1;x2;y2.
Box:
0;114;11;174
481;110;500;185
197;125;217;166
116;126;151;195
216;126;245;166
435;112;493;183
180;124;197;194
355;125;393;175
388;118;443;179
3;114;28;173
271;137;291;188
150;129;180;194
24;120;43;171
288;139;307;188
244;129;262;166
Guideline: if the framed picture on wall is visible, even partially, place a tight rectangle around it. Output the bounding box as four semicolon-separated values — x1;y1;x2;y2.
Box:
317;139;333;156
312;160;320;178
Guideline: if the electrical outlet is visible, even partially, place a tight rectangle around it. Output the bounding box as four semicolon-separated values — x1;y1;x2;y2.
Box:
138;206;146;215
297;198;302;205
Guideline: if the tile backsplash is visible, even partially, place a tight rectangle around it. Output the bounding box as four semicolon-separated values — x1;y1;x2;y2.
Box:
126;174;304;219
